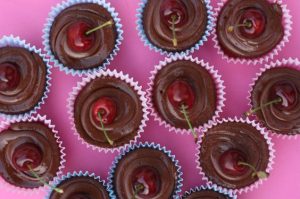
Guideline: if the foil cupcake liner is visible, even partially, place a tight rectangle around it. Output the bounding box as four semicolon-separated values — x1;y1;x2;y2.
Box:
136;0;214;56
146;55;226;135
45;171;114;199
0;35;52;120
247;57;300;139
107;142;183;199
181;184;237;199
67;69;149;153
195;117;275;194
212;0;293;65
42;0;123;76
0;114;66;195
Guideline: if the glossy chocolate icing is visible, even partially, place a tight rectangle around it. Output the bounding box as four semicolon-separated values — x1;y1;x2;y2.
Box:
113;148;177;199
74;76;143;148
0;47;47;114
183;190;230;199
50;3;117;70
153;60;217;129
49;176;110;199
143;0;208;52
199;122;269;189
217;0;284;58
0;122;61;188
252;67;300;135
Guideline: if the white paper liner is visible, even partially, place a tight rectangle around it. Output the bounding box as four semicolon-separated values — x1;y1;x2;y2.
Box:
195;117;275;194
0;114;66;195
42;0;123;76
136;0;214;56
107;142;183;199
146;55;226;135
212;0;293;65
67;69;149;153
0;35;52;120
247;57;300;139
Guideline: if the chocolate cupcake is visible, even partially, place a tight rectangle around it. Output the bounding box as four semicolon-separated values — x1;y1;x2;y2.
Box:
0;35;51;119
197;118;274;193
182;185;236;199
0;115;65;191
248;58;300;136
213;0;292;64
108;142;183;199
137;0;213;55
43;0;123;76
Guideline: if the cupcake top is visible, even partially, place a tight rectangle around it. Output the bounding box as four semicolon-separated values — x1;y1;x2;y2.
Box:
199;121;270;189
0;121;62;189
182;188;234;199
216;0;284;58
251;67;300;135
49;3;117;70
142;0;209;52
0;46;47;115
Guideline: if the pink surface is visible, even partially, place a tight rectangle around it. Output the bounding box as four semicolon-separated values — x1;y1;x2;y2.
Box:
0;0;299;198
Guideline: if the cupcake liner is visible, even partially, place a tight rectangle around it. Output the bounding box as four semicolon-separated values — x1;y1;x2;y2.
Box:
45;171;115;199
146;55;226;135
107;142;183;199
212;0;293;65
247;57;300;139
181;184;237;199
42;0;123;76
67;69;149;153
195;117;275;194
136;0;214;56
0;114;66;195
0;35;52;120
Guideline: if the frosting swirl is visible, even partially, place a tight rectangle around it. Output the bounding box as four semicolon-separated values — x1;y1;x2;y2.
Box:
183;190;230;199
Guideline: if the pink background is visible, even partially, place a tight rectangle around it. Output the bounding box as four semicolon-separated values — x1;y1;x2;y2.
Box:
0;0;300;198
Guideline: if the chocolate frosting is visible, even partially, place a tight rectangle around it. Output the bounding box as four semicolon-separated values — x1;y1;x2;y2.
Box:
50;3;117;70
217;0;284;58
74;76;143;148
49;176;110;199
0;122;61;188
183;190;230;199
0;47;47;114
199;122;269;189
252;67;300;135
153;60;217;129
113;148;177;199
143;0;208;52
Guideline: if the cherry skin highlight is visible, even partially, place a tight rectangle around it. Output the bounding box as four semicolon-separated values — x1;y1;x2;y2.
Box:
219;149;249;176
160;0;188;27
239;8;266;38
91;97;117;125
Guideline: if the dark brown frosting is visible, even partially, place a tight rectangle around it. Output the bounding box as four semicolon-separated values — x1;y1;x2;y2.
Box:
74;76;143;148
0;122;61;188
152;60;217;129
143;0;208;52
251;67;300;135
183;190;230;199
113;148;177;199
49;176;110;199
199;122;269;189
217;0;284;58
0;47;47;114
50;3;117;70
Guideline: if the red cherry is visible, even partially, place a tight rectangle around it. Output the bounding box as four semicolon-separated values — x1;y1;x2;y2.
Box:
272;82;297;110
219;149;249;176
166;79;195;109
132;166;160;197
67;21;95;52
0;62;20;91
69;193;91;199
91;97;117;125
12;143;42;172
160;0;188;27
239;8;266;38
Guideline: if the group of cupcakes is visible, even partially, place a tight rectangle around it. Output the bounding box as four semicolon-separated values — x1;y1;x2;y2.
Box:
0;0;298;199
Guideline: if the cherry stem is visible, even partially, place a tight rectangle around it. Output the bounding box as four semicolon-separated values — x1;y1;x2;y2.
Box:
180;104;198;143
97;112;114;146
131;183;145;199
227;21;253;32
238;161;268;179
245;98;282;117
85;19;114;35
27;165;63;194
171;15;178;47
